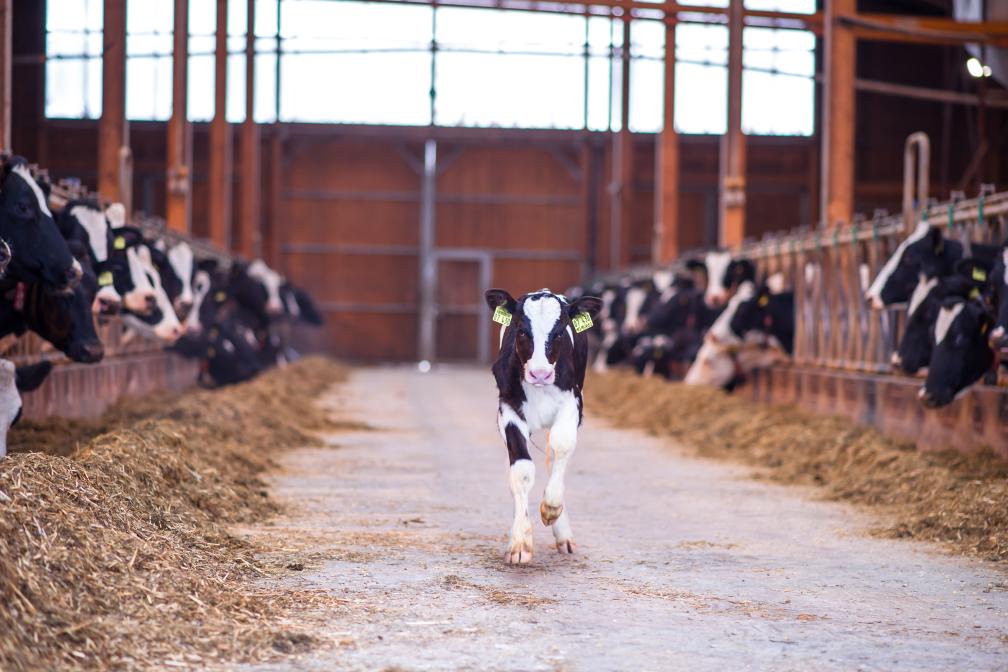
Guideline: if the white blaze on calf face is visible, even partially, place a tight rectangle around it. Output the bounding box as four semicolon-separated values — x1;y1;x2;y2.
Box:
71;205;110;262
185;270;212;333
123;246;157;313
653;270;673;292
248;260;284;315
12;164;52;217
137;246;183;342
865;222;929;309
707;280;756;344
907;274;937;318
934;302;964;345
703;251;732;306
522;293;563;385
622;286;647;334
167;242;195;308
105;202;126;228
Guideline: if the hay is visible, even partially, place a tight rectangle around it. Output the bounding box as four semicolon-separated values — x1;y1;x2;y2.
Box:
586;371;1008;563
0;357;349;671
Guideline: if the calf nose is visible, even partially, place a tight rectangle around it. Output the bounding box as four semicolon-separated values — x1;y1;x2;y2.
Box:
528;368;554;385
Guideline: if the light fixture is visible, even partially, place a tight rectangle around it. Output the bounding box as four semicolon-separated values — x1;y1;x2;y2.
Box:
983;65;993;77
967;57;984;78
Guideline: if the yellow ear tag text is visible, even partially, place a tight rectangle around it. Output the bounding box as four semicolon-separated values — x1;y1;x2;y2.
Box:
969;288;981;299
492;305;512;326
214;291;227;303
571;311;594;333
113;236;126;250
972;268;988;282
98;271;113;287
758;295;770;307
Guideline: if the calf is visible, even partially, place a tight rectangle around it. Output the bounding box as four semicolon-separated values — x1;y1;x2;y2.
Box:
119;243;184;343
988;247;1008;360
696;252;755;308
485;288;601;564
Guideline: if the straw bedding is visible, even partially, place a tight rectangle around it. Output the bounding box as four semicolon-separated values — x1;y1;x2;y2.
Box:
0;357;348;671
586;371;1008;564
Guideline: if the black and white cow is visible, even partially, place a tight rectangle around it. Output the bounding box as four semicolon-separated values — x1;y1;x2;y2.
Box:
485;288;602;564
119;242;184;343
987;246;1008;361
0;360;55;459
694;251;755;308
918;295;995;408
865;223;998;309
0;157;79;291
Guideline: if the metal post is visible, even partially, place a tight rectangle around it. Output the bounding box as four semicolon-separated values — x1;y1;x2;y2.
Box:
902;132;930;231
417;139;437;364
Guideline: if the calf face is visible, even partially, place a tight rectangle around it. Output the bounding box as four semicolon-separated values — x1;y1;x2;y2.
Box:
0;157;77;290
120;244;184;343
166;242;195;318
919;298;994;408
728;288;795;354
57;200;121;316
233;260;285;318
485;288;601;387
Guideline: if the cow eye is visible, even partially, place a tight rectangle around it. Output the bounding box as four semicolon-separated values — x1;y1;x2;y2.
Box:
518;329;531;339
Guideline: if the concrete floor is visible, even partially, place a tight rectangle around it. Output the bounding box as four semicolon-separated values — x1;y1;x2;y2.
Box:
239;365;1008;672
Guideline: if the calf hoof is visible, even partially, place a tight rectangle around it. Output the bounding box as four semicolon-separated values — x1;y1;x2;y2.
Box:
506;541;534;565
540;500;563;526
555;538;576;554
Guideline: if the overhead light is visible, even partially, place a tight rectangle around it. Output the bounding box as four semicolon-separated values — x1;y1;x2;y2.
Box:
983;65;993;77
967;57;984;78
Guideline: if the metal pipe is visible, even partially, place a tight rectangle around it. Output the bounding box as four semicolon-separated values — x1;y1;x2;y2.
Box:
417;138;437;363
902;132;930;231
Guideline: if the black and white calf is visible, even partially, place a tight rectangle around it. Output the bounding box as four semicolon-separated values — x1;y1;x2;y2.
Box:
919;295;995;408
485;288;602;565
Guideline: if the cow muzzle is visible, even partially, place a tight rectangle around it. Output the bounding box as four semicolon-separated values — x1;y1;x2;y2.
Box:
525;367;555;387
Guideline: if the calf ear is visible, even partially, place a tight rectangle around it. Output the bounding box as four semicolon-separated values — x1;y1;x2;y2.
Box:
568;295;603;319
684;259;706;275
484;289;516;314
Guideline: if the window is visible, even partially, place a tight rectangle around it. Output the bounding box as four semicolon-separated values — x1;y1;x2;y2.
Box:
45;0;103;119
44;0;815;135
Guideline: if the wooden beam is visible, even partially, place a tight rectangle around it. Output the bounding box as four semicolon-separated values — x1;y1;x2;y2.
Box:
208;0;232;250
719;0;745;248
166;0;192;234
844;13;1008;47
654;20;679;263
239;0;261;259
821;0;856;228
0;0;11;151
98;0;128;205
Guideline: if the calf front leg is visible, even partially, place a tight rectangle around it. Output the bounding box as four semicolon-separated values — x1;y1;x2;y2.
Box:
499;404;534;565
541;401;579;553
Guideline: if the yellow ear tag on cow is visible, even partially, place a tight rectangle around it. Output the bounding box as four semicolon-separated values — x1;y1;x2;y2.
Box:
98;271;113;287
758;295;770;307
571;311;594;333
981;322;989;335
492;305;512;326
113;236;126;250
206;346;216;357
972;268;987;282
214;291;226;303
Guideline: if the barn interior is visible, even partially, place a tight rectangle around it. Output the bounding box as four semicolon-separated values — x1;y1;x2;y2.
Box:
3;1;1008;670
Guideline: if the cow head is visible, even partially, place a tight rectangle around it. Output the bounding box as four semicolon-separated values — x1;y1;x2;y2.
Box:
23;240;104;363
485;288;601;387
0;157;77;290
120;244;184;343
866;224;955;309
919;297;994;408
989;247;1008;358
166;241;195;318
233;259;285;318
281;281;324;326
57;200;122;317
728;286;795;354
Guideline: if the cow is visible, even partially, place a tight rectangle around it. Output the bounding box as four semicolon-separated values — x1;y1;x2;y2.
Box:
988;246;1008;361
918;294;995;408
0;156;79;291
0;359;55;460
891;260;989;376
56;199;125;317
119;243;184;343
865;223;998;309
484;288;602;564
694;251;755;308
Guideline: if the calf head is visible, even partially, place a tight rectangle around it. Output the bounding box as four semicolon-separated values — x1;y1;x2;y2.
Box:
120;244;184;343
728;286;795;354
485;288;601;387
166;241;195;318
919;297;994;408
57;200;121;316
231;260;285;320
0;157;77;290
866;224;959;309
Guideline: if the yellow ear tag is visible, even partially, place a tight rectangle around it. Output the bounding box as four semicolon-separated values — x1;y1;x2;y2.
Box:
113;236;126;250
492;305;512;326
571;311;594;333
758;295;770;307
214;291;226;303
981;322;989;335
972;268;987;282
969;288;981;299
98;271;113;287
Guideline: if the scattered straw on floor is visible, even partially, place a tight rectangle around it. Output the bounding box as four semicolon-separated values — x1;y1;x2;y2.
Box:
0;357;349;671
586;371;1008;564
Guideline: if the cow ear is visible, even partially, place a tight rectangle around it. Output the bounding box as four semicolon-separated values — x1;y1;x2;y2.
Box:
484;289;516;315
568;295;603;319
